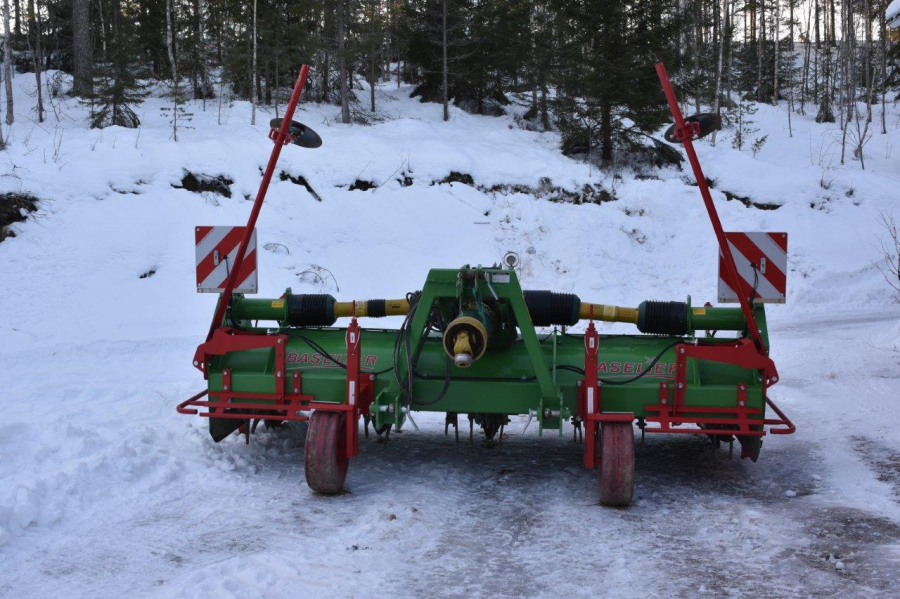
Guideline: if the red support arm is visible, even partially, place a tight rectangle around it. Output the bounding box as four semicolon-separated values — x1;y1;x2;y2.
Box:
654;62;767;356
582;321;599;468
345;311;362;458
203;65;311;344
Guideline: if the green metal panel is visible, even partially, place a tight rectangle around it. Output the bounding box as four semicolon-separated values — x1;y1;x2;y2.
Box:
210;329;766;418
207;266;768;429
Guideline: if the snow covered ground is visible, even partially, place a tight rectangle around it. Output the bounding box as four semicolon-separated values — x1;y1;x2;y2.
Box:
1;70;899;597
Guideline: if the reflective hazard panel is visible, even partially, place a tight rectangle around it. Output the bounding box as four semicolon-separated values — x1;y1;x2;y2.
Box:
718;232;788;304
195;226;258;294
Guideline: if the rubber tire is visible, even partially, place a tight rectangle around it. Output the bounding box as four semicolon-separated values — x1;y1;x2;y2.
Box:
305;411;348;494
599;422;635;507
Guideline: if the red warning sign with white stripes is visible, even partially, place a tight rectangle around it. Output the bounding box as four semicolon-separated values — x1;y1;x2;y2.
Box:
718;232;788;304
195;226;258;294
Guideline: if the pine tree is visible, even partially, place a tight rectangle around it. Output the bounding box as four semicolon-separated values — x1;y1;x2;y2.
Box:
82;0;149;128
362;0;385;112
728;95;761;151
407;0;471;114
554;0;683;164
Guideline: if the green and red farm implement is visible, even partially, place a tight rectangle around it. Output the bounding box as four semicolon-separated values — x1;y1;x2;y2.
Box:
178;63;795;506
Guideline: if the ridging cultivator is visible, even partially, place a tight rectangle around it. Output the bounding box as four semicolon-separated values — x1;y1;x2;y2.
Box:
178;63;795;506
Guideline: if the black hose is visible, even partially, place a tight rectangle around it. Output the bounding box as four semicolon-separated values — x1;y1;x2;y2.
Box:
391;293;452;407
296;334;394;375
599;341;682;385
295;334;348;369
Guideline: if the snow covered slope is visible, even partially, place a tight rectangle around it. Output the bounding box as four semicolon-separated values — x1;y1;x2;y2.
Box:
1;71;900;596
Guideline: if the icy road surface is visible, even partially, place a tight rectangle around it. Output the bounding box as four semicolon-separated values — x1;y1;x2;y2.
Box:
1;311;899;598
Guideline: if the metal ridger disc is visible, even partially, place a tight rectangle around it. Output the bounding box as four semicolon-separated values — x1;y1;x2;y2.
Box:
269;118;323;149
663;113;722;144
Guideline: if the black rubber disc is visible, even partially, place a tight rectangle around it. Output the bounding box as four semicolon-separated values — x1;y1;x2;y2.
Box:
663;113;721;144
270;118;323;148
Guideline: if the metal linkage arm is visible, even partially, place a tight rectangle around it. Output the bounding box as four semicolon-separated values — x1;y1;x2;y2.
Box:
654;62;767;356
204;65;311;345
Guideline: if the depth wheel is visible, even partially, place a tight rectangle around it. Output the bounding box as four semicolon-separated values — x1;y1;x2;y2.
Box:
598;422;635;507
305;411;348;494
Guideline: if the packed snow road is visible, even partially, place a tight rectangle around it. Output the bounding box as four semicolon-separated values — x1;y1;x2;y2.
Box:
1;311;899;598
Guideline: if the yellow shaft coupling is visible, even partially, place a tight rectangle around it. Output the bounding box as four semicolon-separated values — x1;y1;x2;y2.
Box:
333;299;411;318
578;303;639;324
334;298;638;324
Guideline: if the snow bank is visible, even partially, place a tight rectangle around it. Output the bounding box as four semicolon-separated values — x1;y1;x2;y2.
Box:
888;0;900;28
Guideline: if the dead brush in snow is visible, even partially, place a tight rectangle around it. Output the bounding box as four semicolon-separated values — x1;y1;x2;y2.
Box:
0;193;40;242
175;171;233;198
279;171;322;201
296;265;340;292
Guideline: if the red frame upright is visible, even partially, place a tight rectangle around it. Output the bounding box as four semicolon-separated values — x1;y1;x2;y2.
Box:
654;62;767;354
203;65;311;345
577;63;795;468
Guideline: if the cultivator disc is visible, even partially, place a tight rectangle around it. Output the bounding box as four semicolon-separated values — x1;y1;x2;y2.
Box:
269;118;323;148
663;112;721;143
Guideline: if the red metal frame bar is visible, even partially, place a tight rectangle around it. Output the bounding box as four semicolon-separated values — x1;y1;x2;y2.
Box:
203;65;311;346
764;396;796;434
641;339;794;437
579;320;638;468
336;311;375;458
182;312;375;457
176;390;210;415
580;320;600;468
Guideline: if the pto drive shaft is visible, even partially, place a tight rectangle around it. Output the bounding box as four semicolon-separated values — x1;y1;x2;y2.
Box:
230;291;747;335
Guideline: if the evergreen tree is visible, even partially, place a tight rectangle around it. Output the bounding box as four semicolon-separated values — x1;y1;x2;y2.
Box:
728;95;760;150
6;0;896;157
554;0;683;164
82;1;149;128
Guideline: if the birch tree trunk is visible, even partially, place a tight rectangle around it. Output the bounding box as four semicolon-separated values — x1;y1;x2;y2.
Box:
711;0;726;145
814;0;819;103
368;0;375;112
96;0;107;59
197;0;210;108
773;0;780;104
884;2;887;135
800;1;811;113
337;0;349;123
839;0;852;164
27;0;43;122
863;0;872;123
757;0;764;102
693;3;700;113
442;0;448;122
251;0;257;125
166;0;180;141
3;0;14;125
726;0;734;99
